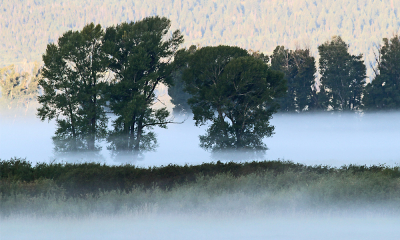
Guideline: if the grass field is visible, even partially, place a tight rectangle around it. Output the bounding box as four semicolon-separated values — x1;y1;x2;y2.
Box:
1;158;400;217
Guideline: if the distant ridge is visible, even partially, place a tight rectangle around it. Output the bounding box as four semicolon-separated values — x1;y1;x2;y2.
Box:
1;0;399;77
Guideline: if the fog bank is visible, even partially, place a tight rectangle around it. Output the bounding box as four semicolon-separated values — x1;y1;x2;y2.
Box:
2;214;400;240
1;111;399;167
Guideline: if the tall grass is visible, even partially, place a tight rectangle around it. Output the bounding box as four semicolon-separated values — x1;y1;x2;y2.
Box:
1;158;400;217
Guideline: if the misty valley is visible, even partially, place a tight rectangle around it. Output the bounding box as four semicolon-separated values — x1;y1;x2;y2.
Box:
1;6;400;240
1;112;400;240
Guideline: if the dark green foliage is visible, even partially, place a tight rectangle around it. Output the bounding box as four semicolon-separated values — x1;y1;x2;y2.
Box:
1;158;400;201
270;46;317;112
318;36;366;111
0;158;331;198
308;86;330;111
181;46;286;154
0;158;295;197
37;23;108;152
2;158;400;217
363;35;400;110
103;16;184;157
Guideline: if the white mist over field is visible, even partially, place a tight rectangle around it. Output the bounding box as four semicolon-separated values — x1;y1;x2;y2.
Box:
2;214;400;240
1;111;399;166
2;111;400;240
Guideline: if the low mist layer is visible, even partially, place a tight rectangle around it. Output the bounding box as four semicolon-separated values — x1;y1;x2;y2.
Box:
2;160;400;240
2;215;400;240
1;111;399;167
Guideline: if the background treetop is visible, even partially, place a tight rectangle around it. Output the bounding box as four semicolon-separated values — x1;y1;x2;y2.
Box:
363;35;400;110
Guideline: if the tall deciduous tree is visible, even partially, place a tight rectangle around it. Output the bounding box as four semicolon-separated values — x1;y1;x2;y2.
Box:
182;46;286;155
37;23;108;152
363;35;400;110
318;36;366;111
103;16;183;156
270;46;317;112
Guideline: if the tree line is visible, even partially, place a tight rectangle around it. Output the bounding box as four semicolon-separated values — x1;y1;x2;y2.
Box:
170;35;400;113
34;16;287;158
1;16;399;158
36;17;184;158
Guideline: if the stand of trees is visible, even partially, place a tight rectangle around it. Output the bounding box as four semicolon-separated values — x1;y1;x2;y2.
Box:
170;35;400;114
3;15;399;158
37;17;184;157
36;17;289;158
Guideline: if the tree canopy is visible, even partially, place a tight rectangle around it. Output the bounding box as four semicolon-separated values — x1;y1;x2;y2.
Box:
37;23;108;152
363;35;400;110
318;36;366;111
181;46;286;156
270;46;317;112
103;16;183;157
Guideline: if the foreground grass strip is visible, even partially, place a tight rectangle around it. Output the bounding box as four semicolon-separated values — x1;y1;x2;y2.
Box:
1;158;400;217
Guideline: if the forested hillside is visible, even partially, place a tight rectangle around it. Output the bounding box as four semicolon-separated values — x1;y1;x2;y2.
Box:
1;0;399;77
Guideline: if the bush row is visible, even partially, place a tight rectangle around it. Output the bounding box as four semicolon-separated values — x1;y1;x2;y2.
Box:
1;158;399;198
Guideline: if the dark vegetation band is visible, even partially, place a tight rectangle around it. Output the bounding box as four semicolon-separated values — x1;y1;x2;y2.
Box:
1;158;400;198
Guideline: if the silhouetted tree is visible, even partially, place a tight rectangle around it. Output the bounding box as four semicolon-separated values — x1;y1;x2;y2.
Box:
270;46;317;112
182;46;286;155
318;36;366;111
363;35;400;110
103;16;183;157
37;23;108;152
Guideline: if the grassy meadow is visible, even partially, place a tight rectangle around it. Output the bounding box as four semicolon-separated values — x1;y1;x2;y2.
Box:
1;158;400;217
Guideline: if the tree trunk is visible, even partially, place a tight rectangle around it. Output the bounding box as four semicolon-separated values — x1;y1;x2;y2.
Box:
69;103;77;151
134;114;144;153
